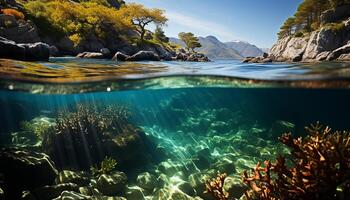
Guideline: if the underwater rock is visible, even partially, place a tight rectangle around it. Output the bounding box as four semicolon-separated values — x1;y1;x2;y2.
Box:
178;181;196;196
212;159;236;175
152;188;199;200
96;172;127;196
157;160;183;177
31;183;79;200
136;172;158;191
0;148;58;199
57;170;90;186
223;176;248;199
52;190;91;200
125;186;145;200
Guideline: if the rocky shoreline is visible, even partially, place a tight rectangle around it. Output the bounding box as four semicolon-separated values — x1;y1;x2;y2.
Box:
244;5;350;63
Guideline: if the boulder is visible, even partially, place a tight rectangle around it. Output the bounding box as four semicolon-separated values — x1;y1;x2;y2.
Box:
76;52;105;59
315;51;331;61
327;43;350;61
126;186;145;200
136;172;158;191
49;46;60;57
52;190;91;200
57;170;90;186
19;42;50;61
0;36;26;60
321;4;350;24
126;51;160;61
223;176;248;199
32;183;79;200
112;52;129;61
186;53;210;62
0;148;58;199
337;53;350;61
281;36;308;62
96;172;127;196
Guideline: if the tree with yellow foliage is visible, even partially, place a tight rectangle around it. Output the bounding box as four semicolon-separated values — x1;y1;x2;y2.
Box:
119;3;167;41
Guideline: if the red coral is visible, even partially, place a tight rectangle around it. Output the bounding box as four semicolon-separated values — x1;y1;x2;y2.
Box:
243;122;350;200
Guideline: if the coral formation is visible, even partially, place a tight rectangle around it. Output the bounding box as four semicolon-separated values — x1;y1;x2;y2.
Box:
91;157;118;177
204;173;230;200
243;122;350;200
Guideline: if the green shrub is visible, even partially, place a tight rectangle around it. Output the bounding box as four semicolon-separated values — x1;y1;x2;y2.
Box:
324;22;345;33
294;31;304;37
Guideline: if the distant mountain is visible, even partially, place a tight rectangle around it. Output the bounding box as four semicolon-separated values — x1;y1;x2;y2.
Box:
225;41;264;57
170;36;243;59
261;48;270;53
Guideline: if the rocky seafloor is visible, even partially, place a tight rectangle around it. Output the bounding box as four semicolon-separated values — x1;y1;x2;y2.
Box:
0;97;294;200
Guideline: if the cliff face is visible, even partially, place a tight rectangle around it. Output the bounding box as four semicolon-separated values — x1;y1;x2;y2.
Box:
269;5;350;62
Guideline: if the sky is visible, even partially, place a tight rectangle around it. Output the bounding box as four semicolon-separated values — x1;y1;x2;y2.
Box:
124;0;303;48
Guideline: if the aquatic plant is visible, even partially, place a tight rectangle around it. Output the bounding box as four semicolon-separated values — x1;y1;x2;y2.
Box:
204;173;230;200
20;119;53;138
42;103;132;170
91;157;118;177
55;104;131;136
243;122;350;200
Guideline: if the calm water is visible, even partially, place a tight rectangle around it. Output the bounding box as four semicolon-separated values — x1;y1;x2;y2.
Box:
1;58;350;199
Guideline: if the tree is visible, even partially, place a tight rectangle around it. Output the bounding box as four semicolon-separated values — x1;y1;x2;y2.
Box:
178;32;202;53
153;26;169;43
120;3;167;40
278;17;296;39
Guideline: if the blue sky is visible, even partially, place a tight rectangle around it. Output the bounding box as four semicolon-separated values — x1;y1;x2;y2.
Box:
124;0;303;48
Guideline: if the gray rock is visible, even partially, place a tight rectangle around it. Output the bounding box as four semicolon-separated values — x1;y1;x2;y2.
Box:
126;51;160;61
316;51;331;61
52;190;91;200
112;52;129;61
96;172;127;196
186;53;210;62
136;172;157;191
49;46;60;57
327;43;350;61
282;37;308;62
337;53;350;61
19;42;50;61
178;181;196;196
0;148;58;199
76;52;105;59
57;170;90;186
321;4;350;24
0;36;26;60
32;183;79;200
223;176;248;199
100;48;110;56
125;186;145;200
158;160;183;176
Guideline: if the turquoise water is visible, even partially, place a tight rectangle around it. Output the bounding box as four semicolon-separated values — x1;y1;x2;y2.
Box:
1;59;350;199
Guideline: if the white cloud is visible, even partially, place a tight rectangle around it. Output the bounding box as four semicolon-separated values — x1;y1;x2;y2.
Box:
166;11;237;41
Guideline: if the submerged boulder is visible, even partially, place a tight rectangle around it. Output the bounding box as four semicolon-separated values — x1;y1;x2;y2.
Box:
96;171;127;196
0;148;58;199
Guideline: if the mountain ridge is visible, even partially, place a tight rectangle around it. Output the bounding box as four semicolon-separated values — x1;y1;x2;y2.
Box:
170;35;265;59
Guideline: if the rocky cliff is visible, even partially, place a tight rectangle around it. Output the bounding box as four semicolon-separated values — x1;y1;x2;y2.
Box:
243;5;350;63
269;5;350;62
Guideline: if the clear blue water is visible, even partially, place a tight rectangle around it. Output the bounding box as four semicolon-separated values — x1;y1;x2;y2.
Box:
1;58;350;199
